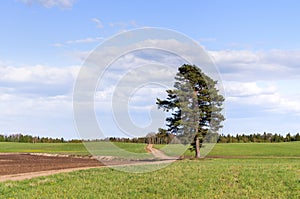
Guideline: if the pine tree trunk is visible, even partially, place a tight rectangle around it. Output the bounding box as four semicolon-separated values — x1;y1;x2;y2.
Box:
195;136;200;158
193;90;201;158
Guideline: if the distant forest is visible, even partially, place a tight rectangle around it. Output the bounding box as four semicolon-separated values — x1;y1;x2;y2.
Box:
0;132;300;144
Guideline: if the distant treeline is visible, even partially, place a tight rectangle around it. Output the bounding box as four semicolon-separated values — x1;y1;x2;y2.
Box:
0;134;65;143
218;132;300;143
107;132;300;144
0;132;300;144
108;132;177;144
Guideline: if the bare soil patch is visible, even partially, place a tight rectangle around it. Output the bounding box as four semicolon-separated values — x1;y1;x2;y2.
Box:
0;153;103;181
0;152;176;182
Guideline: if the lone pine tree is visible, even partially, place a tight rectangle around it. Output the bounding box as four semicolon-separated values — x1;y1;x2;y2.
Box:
156;64;225;158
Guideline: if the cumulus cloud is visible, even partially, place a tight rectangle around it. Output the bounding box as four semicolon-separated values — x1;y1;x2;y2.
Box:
0;93;72;116
109;20;138;29
93;50;179;114
209;50;300;81
0;91;75;138
19;0;76;8
224;81;276;97
0;63;81;99
51;43;65;47
0;64;79;85
209;49;300;116
66;37;104;44
0;62;79;137
72;38;300;118
2;36;300;136
73;38;210;74
91;18;103;29
224;81;300;115
52;37;103;48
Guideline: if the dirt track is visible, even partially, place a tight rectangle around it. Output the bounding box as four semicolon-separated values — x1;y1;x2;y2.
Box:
146;144;176;160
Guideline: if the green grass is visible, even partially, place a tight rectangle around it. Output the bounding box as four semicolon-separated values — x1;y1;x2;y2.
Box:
1;141;299;159
0;142;151;159
1;141;299;158
0;158;299;198
87;142;148;154
84;142;152;159
155;141;300;157
0;142;299;198
153;143;189;157
208;142;300;157
0;142;89;155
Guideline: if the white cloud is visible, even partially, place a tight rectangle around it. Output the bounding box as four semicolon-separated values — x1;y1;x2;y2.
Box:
75;50;176;114
69;39;300;119
109;20;138;29
66;37;104;44
210;49;300;115
209;50;300;81
3;36;300;136
0;91;76;138
224;81;276;97
0;64;79;85
82;39;299;83
0;93;72;116
91;18;103;29
224;81;300;115
72;39;207;71
0;62;79;138
19;0;76;8
51;43;65;47
52;37;103;48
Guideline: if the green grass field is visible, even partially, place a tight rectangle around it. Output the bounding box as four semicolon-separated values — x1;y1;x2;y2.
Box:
0;158;299;198
1;141;299;157
84;142;153;159
0;142;89;155
0;142;148;156
0;142;299;198
155;141;300;157
207;142;300;157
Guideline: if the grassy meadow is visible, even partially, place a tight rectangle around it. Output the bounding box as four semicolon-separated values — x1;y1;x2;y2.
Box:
0;141;299;198
1;141;299;157
0;158;299;198
155;141;300;157
0;142;149;156
0;142;89;155
206;141;300;157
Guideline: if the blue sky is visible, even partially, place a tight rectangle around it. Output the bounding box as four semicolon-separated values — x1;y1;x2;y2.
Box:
0;0;300;139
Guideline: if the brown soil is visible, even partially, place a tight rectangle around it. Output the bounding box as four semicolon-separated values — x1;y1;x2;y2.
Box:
0;153;103;176
0;153;103;182
0;151;176;182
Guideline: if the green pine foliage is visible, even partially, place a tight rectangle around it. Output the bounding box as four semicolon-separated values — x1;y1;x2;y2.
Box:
157;64;225;157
